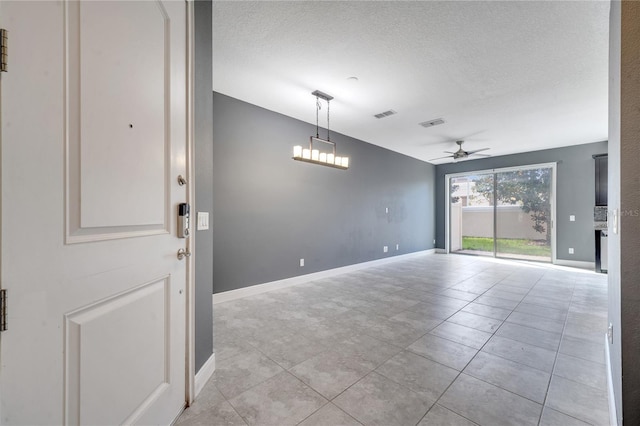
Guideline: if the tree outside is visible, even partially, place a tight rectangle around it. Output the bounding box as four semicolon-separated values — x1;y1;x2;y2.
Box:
473;168;552;243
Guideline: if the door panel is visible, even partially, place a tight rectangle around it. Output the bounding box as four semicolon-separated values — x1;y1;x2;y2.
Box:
1;1;188;424
65;277;170;425
76;1;167;229
67;1;171;241
450;174;495;256
495;168;552;262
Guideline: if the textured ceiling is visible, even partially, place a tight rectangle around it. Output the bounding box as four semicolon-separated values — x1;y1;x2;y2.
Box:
212;1;609;164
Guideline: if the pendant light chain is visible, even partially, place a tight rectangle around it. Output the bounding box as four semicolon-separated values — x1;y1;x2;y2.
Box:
327;99;330;142
315;96;320;139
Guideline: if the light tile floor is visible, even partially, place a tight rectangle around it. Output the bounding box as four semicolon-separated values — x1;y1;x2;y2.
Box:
176;253;610;426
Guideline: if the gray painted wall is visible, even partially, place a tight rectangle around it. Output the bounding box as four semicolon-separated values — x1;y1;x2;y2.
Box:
212;93;436;293
609;2;640;424
193;0;213;373
434;142;608;262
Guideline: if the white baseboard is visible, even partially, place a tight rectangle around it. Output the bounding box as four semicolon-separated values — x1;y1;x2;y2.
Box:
605;333;618;426
212;249;436;304
554;259;595;270
194;353;215;398
435;248;447;254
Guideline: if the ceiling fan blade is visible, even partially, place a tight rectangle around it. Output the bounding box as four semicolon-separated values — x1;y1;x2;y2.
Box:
466;148;490;154
443;151;456;154
428;155;454;161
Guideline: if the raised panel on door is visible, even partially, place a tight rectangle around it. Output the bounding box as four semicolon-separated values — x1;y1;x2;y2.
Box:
66;0;171;242
65;277;171;425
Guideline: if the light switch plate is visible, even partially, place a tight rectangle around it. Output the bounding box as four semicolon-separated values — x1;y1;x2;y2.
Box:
569;215;575;222
197;212;209;230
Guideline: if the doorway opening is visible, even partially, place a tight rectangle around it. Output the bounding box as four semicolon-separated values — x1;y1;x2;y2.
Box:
447;163;556;263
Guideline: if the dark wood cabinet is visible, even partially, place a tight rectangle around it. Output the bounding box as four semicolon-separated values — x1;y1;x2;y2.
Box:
593;154;608;273
594;154;608;206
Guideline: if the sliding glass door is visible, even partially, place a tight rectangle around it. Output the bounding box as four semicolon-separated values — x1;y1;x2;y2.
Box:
448;164;554;262
450;174;494;257
495;168;552;261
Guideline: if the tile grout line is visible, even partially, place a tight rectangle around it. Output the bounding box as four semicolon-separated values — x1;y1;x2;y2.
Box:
535;274;577;426
536;275;609;426
412;268;546;425
204;256;605;426
319;265;487;425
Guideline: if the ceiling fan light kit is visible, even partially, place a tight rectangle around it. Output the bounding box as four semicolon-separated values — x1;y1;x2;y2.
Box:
293;90;350;170
429;140;491;163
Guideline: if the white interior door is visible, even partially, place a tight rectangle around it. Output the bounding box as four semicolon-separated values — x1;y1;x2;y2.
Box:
0;1;190;424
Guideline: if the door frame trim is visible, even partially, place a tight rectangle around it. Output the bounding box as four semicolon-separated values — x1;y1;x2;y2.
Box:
185;0;196;407
445;162;557;264
0;0;4;419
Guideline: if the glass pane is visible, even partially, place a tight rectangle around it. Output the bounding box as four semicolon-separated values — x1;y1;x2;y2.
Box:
450;174;495;257
495;168;552;262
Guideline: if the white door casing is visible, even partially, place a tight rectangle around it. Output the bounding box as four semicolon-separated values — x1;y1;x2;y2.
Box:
0;0;3;422
0;1;191;424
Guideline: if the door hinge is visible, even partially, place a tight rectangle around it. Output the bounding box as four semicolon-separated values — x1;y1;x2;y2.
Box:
1;29;7;72
0;289;6;331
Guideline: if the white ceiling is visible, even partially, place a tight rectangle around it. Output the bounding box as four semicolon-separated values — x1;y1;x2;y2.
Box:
212;1;609;164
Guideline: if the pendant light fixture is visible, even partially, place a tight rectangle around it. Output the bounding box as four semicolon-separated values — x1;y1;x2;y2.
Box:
293;90;350;170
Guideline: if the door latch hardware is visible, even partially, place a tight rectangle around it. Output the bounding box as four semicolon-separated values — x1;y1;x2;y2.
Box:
177;175;187;186
1;29;7;72
177;248;191;260
0;289;7;332
178;203;190;238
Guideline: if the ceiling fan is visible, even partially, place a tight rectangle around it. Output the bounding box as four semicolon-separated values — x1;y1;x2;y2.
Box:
429;140;490;162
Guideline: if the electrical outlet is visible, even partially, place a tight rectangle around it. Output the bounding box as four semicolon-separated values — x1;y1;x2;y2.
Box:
569;215;575;222
433;239;436;244
383;246;388;253
299;258;304;267
396;244;399;251
608;323;614;344
568;248;574;254
385;207;389;214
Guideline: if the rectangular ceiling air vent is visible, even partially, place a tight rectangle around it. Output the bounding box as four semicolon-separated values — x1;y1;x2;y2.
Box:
374;110;397;119
419;118;445;128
